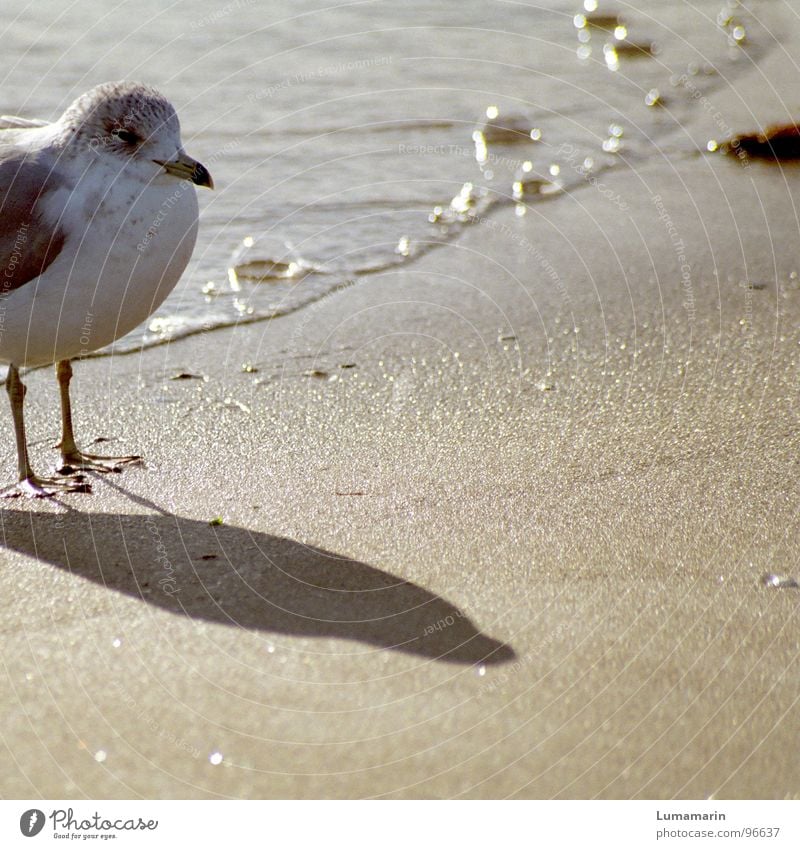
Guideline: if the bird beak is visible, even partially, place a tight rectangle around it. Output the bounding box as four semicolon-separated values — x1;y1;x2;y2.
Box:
153;154;214;189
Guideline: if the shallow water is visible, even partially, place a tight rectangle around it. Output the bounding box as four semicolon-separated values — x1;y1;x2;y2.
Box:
0;0;785;353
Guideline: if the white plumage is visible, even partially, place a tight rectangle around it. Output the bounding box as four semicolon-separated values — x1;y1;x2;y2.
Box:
0;81;212;496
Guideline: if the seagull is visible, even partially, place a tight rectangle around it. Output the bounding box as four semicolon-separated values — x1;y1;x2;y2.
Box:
0;81;212;496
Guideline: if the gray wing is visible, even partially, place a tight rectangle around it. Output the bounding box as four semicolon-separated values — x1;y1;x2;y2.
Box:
0;116;49;130
0;142;67;296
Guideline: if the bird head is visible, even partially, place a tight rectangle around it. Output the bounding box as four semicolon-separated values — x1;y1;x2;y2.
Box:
59;81;213;189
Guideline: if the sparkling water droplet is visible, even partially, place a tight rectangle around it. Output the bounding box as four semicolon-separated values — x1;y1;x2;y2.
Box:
645;88;661;107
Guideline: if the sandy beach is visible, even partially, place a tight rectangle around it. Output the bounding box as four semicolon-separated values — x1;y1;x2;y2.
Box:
3;109;800;798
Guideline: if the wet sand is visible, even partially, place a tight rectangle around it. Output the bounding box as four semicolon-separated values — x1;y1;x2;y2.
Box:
2;70;800;798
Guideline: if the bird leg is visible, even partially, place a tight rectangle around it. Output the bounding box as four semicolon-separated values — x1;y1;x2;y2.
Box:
3;364;89;497
55;359;142;474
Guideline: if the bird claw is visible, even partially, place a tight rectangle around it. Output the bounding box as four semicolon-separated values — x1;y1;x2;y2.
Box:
3;474;91;498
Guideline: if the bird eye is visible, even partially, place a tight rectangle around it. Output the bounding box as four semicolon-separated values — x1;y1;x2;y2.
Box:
112;128;140;144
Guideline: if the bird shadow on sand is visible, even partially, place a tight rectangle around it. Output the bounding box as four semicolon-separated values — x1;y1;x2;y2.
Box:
0;495;515;666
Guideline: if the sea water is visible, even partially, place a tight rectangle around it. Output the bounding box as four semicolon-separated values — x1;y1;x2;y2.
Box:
0;0;784;353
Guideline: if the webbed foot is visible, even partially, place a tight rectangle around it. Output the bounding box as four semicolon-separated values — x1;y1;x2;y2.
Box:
3;474;91;498
57;449;143;475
